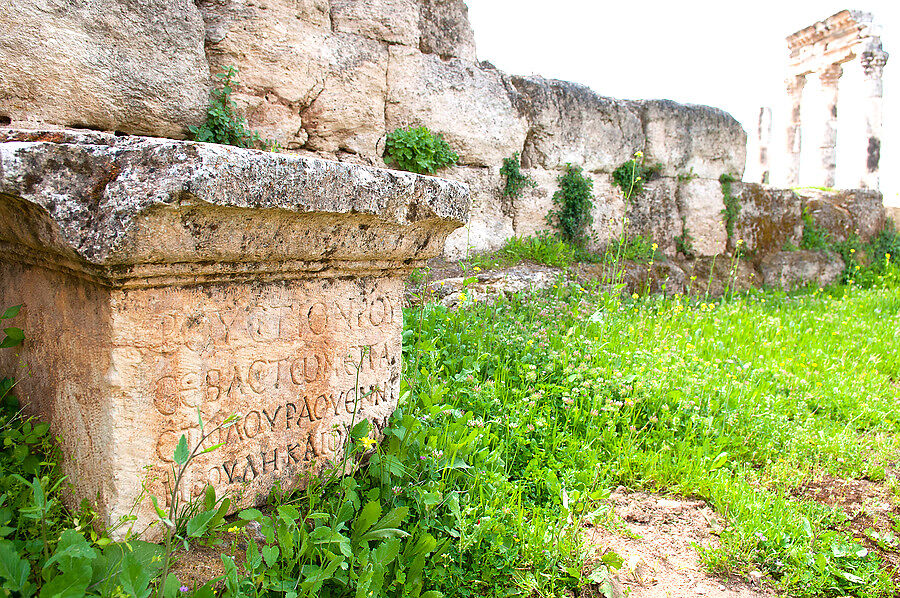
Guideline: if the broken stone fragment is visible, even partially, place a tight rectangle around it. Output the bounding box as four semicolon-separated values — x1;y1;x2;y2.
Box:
0;129;469;540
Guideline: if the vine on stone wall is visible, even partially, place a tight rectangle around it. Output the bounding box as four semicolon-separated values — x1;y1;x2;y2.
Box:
547;164;594;247
500;152;536;199
719;173;741;248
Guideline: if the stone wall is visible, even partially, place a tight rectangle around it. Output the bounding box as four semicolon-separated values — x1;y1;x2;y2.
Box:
1;0;761;259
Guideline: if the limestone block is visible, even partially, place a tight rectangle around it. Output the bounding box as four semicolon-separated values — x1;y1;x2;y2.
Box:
731;183;802;254
887;206;900;227
442;166;512;259
799;189;885;243
508;76;644;173
387;47;528;168
590;173;628;248
511;170;626;249
625;177;681;255
230;93;308;150
678;179;727;256
202;0;387;155
512;168;557;239
331;0;420;45
639;100;747;180
759;250;845;291
0;129;468;539
0;0;209;138
418;0;478;60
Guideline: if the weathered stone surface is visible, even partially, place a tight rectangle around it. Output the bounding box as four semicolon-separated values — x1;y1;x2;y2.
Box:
639;100;747;179
424;265;557;308
418;0;477;61
511;168;557;239
387;48;527;167
202;0;387;155
0;129;468;538
442;166;512;259
590;174;628;249
625;177;681;255
798;189;885;243
886;205;900;226
508;76;644;173
332;0;420;45
677;179;727;256
509;169;626;250
731;183;802;254
0;0;210;138
759;250;845;291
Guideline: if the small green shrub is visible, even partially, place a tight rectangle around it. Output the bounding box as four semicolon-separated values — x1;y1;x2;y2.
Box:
605;235;657;263
674;218;695;258
612;152;661;201
189;66;275;150
719;173;741;247
384;126;459;174
868;220;900;267
547;164;594;247
677;167;698;182
500;153;536;199
800;207;831;251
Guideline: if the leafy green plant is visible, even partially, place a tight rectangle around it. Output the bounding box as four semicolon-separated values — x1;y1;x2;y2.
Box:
384;127;459;175
719;173;741;248
547;164;594;247
500;153;536;199
674;218;695;258
151;412;239;597
0;305;23;349
605;235;657;263
677;167;698;183
612;151;661;201
800;207;831;251
189;66;275;150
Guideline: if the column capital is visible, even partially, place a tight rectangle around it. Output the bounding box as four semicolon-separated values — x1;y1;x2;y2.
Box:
861;47;889;79
819;63;844;86
785;74;807;96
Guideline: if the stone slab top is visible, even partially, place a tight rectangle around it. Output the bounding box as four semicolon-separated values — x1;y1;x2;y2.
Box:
0;128;470;273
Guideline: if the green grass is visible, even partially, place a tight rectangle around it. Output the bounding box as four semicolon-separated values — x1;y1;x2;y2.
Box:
4;262;900;597
462;232;658;271
400;266;900;596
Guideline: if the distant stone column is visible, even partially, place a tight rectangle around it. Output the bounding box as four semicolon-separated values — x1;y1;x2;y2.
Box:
758;107;772;184
785;75;807;186
818;63;843;188
860;44;889;189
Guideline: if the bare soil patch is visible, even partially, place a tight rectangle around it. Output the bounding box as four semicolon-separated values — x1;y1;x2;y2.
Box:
796;474;900;577
583;489;775;598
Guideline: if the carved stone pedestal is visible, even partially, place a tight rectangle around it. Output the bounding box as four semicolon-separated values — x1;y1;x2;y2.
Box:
0;129;468;538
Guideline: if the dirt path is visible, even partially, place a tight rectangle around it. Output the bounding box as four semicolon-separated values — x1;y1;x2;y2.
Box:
583;489;775;598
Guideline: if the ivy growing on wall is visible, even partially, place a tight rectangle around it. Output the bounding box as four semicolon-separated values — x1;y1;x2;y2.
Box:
499;153;536;198
719;173;741;247
547;164;594;247
612;151;661;201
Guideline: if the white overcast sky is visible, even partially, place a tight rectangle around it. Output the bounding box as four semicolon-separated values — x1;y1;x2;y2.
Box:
466;0;899;205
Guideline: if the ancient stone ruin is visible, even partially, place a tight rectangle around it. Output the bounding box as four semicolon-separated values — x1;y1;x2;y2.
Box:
0;1;893;534
781;10;889;189
0;129;467;536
